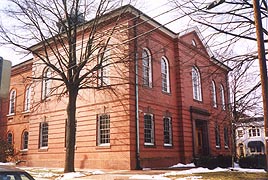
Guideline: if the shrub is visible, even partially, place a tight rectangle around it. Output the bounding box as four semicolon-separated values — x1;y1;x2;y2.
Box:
193;155;232;169
239;155;266;169
0;138;15;162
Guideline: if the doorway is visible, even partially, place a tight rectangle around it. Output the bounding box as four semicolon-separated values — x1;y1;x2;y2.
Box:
194;120;209;156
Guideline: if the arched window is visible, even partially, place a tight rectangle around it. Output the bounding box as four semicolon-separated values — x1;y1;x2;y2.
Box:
24;85;31;112
192;66;202;101
22;131;29;150
98;48;110;86
212;80;217;107
142;48;152;87
7;132;13;145
42;68;51;100
220;84;226;110
9;89;16;115
161;57;170;93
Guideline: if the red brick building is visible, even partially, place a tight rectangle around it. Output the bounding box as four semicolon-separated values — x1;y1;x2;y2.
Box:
0;5;231;169
0;59;32;163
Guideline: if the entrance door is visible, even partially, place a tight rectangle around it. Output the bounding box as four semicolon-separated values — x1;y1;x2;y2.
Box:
195;120;209;156
196;127;203;155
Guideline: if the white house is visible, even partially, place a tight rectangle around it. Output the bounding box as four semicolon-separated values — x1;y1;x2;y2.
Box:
235;117;265;157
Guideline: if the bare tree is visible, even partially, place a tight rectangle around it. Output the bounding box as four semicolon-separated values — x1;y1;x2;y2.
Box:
0;0;137;172
170;0;267;116
170;0;267;162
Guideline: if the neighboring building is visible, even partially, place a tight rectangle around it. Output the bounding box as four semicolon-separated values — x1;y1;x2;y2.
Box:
235;117;265;157
0;59;32;163
0;5;231;169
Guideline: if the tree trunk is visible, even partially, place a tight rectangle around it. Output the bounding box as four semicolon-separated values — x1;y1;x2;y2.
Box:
64;87;78;173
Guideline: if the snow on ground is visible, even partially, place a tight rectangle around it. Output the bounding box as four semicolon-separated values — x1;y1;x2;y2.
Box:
171;163;196;168
0;162;16;166
129;175;171;179
130;163;266;180
55;172;86;180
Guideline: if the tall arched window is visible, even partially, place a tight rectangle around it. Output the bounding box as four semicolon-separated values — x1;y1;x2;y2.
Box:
98;48;110;86
161;57;170;93
42;68;51;100
220;84;226;110
9;89;16;115
7;132;13;145
192;66;202;101
212;80;217;107
142;48;152;87
22;131;29;150
24;85;31;112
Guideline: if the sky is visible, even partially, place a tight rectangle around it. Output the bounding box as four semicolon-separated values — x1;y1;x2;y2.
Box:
0;0;188;66
0;0;261;66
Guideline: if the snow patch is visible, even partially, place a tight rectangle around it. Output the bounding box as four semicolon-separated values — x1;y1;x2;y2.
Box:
176;176;202;180
0;162;16;166
171;163;196;168
90;170;105;175
55;172;85;180
129;175;171;179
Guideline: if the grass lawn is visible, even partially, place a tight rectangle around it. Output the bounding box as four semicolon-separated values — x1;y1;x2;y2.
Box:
169;172;268;180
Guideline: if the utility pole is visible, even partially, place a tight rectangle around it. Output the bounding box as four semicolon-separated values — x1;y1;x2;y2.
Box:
252;0;268;171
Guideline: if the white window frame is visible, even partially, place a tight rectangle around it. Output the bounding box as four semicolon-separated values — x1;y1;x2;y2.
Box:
98;48;110;86
163;117;172;146
212;80;217;108
215;124;221;148
161;57;170;93
248;127;260;137
22;131;29;150
97;114;110;146
224;126;229;148
142;48;152;87
144;113;154;146
24;85;31;112
9;89;16;115
42;68;51;100
220;84;226;110
192;66;202;101
39;122;48;148
7;132;13;145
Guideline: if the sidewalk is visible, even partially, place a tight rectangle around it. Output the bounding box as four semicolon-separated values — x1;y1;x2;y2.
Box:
33;169;180;180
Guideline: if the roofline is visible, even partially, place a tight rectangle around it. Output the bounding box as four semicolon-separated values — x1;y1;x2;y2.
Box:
29;5;177;51
12;58;33;69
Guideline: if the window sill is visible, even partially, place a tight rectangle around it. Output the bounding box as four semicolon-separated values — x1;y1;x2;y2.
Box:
6;113;15;117
22;111;30;114
38;147;48;152
164;144;173;148
20;149;28;154
96;144;111;149
144;143;155;147
216;145;221;149
193;99;203;103
224;146;229;149
162;91;171;95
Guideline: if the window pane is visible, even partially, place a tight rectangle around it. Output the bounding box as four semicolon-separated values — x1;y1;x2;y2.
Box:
161;59;167;92
164;117;172;145
212;81;217;107
7;133;13;145
23;131;29;149
144;114;154;144
98;114;110;145
40;122;48;147
192;67;202;101
24;86;31;111
142;49;150;86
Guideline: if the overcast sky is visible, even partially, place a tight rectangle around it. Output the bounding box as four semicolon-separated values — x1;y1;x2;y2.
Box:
0;0;257;66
